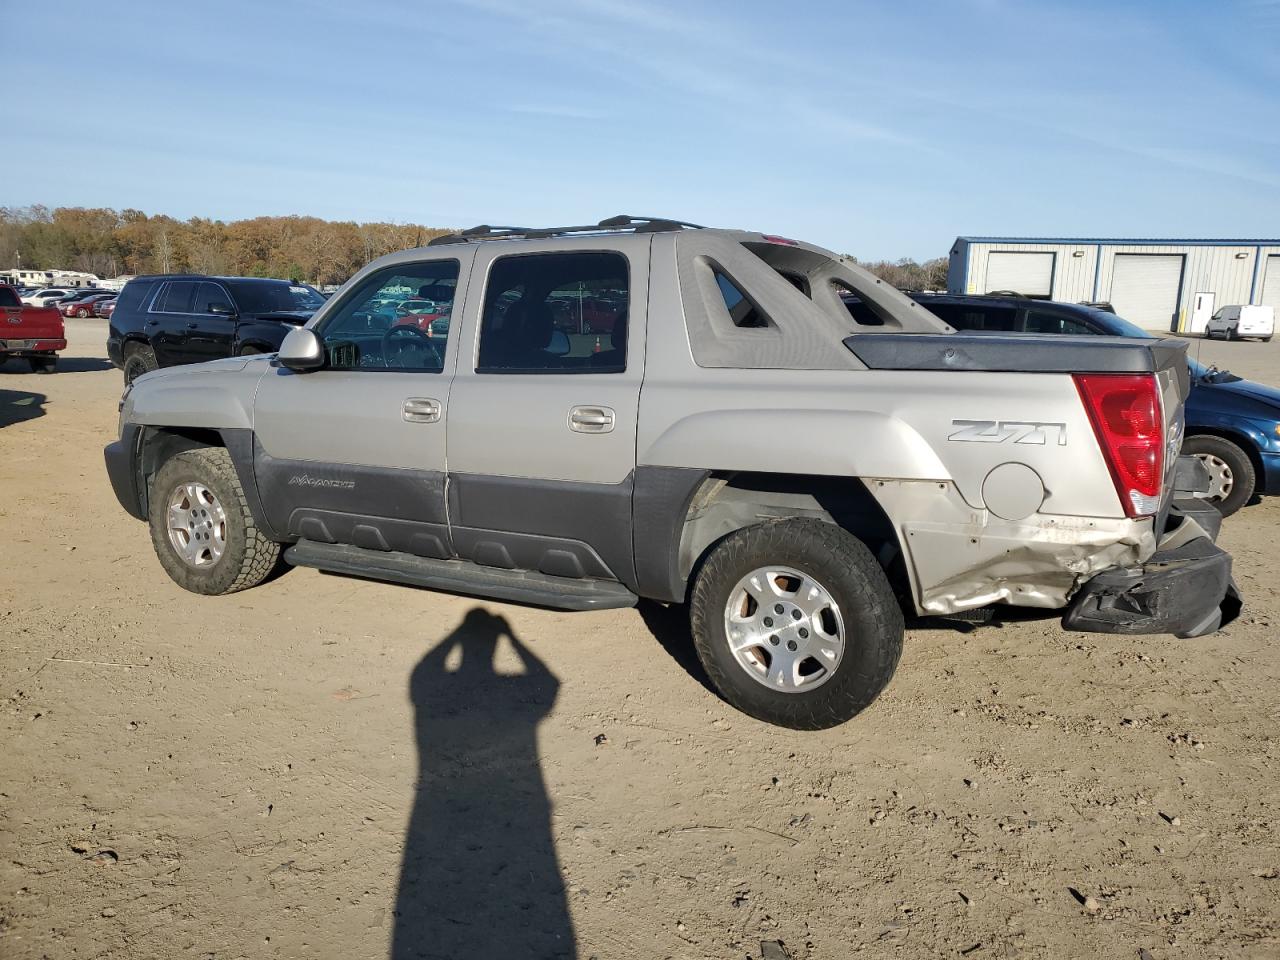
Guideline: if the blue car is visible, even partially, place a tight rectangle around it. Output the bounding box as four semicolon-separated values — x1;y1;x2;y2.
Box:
864;294;1280;517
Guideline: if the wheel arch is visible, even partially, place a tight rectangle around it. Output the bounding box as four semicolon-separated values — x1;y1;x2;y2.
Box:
135;426;277;538
1185;427;1264;491
634;467;907;605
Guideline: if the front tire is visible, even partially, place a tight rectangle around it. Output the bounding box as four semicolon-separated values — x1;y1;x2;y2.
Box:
28;356;56;374
690;518;904;730
1184;434;1255;517
148;447;282;595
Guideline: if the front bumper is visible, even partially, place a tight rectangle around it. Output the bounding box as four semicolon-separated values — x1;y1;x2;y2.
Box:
1062;500;1240;638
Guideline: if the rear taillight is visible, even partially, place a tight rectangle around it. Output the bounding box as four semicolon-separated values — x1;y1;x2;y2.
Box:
1073;373;1164;517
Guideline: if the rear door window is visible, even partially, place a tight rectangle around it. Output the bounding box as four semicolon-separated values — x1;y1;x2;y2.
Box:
153;281;198;314
477;252;629;373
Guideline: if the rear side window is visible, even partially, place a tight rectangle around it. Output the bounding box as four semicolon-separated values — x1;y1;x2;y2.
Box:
1023;309;1093;335
153;281;198;314
926;303;1018;332
478;251;629;373
715;271;769;328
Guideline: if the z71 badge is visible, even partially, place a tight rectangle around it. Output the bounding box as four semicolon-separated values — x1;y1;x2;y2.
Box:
948;419;1067;446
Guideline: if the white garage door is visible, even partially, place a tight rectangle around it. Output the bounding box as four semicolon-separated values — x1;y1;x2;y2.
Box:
1261;256;1280;309
1109;254;1183;331
985;252;1055;297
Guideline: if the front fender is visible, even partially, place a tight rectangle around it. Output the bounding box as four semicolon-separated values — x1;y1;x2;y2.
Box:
126;358;267;431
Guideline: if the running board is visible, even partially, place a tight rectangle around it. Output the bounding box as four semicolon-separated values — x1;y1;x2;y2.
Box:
283;539;639;611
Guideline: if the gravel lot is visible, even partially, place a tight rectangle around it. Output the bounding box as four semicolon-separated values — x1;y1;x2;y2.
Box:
1;320;1277;959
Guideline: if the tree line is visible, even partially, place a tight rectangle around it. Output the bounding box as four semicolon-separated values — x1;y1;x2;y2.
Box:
848;255;949;291
0;204;948;290
0;205;452;285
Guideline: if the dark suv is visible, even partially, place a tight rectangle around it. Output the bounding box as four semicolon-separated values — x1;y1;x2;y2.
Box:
107;275;326;383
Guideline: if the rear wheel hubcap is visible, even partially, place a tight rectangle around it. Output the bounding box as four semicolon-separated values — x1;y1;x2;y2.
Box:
723;565;845;693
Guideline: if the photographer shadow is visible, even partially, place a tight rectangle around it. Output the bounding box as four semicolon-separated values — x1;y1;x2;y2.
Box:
392;608;575;959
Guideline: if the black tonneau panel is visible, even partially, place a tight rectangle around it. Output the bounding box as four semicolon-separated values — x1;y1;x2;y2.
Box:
845;332;1188;381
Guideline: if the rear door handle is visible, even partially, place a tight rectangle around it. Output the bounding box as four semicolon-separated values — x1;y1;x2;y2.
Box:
569;405;615;434
186;322;198;329
403;397;441;423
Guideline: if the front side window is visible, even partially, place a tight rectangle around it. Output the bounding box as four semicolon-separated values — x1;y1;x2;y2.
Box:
225;280;325;315
478;252;629;373
193;282;234;314
315;260;459;372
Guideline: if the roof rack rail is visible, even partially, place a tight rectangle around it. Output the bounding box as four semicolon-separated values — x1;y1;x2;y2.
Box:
428;214;703;246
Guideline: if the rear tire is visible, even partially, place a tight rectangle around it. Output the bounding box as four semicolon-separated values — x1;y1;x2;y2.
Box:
148;447;283;595
689;518;904;730
1184;434;1255;517
123;344;158;385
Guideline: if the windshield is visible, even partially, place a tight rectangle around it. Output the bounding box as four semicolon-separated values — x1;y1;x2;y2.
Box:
0;287;20;308
225;280;325;314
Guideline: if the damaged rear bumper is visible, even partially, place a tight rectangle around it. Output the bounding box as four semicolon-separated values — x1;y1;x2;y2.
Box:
1062;502;1241;638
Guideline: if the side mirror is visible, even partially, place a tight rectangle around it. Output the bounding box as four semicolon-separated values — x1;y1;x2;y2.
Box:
277;327;325;372
208;302;236;316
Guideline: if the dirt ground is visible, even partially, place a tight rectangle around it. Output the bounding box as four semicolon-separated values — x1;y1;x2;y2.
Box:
1;320;1277;960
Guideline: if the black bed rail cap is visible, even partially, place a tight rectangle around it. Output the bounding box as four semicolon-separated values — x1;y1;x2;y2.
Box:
844;331;1189;376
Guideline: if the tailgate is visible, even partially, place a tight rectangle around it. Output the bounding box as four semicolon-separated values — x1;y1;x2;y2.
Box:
844;331;1191;514
3;305;64;341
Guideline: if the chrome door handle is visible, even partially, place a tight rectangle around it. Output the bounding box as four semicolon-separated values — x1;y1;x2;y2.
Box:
568;405;615;434
403;397;441;423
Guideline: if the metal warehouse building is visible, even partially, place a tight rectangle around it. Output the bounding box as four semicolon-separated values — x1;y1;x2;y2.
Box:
947;237;1280;333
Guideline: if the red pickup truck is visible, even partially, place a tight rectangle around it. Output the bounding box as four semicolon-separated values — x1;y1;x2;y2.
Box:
1;284;65;373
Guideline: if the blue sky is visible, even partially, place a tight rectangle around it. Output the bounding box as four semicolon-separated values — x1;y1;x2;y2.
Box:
5;0;1279;258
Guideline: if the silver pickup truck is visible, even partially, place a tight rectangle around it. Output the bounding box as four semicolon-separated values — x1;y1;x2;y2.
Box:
104;216;1239;729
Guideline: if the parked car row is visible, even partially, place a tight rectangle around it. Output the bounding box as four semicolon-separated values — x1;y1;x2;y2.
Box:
18;285;120;317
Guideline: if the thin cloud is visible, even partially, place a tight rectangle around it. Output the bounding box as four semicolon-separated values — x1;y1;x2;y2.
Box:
506;104;608;120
